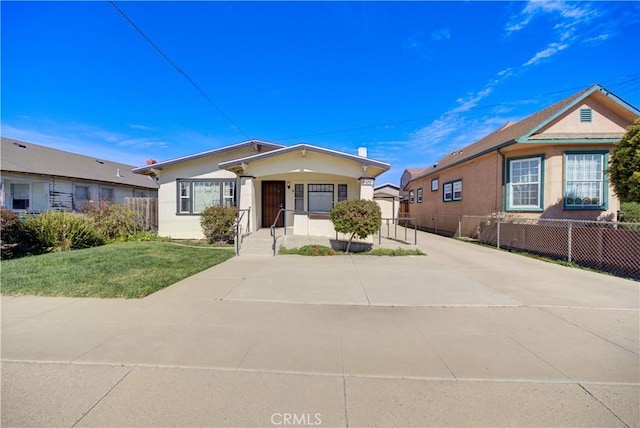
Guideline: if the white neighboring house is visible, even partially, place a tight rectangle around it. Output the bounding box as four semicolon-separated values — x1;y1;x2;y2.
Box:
373;183;400;220
132;140;390;239
1;137;158;212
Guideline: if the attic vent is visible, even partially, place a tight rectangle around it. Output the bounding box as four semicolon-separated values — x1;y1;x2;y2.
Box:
580;108;592;123
13;142;27;149
96;160;105;165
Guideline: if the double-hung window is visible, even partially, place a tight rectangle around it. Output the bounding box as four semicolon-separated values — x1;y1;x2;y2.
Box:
409;189;414;204
507;156;544;211
177;179;235;214
337;184;348;203
417;188;423;203
308;184;334;212
443;180;462;202
294;184;304;211
564;151;607;209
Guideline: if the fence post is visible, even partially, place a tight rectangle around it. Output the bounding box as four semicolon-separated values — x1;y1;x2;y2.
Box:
404;219;408;241
496;216;501;249
458;216;462;238
567;220;572;263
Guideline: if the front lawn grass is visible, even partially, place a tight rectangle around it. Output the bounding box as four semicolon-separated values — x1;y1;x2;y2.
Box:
1;241;235;298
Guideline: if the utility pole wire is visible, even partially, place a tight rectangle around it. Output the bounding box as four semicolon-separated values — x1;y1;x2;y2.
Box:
109;1;250;140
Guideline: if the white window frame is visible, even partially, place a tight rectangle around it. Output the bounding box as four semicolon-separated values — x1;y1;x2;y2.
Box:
409;189;415;204
417;188;423;203
443;183;452;202
507;156;543;211
431;178;439;192
564;151;607;210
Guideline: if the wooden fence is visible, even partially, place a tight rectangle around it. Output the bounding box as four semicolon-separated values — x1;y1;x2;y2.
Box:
124;197;158;232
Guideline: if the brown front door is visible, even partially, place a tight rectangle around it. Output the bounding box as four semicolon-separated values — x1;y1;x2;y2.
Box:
262;181;285;227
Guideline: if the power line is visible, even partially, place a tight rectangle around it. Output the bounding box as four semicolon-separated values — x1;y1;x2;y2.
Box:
109;1;250;140
270;75;640;142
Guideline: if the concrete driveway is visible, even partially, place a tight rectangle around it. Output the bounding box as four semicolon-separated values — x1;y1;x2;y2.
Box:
2;231;639;427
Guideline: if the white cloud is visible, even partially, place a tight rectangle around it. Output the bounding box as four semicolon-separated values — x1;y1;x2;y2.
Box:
129;124;153;131
431;29;451;41
1;122;169;166
522;42;569;66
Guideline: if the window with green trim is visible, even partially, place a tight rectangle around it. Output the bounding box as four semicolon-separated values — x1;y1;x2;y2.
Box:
564;152;606;209
443;180;461;202
507;156;543;211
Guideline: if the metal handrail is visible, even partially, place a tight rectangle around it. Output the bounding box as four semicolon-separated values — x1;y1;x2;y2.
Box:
379;216;417;245
270;209;334;255
234;207;250;255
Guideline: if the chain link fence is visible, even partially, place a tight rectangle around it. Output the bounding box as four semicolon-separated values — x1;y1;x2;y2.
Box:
409;213;640;280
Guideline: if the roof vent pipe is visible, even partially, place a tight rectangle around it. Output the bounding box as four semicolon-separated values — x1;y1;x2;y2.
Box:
358;147;367;158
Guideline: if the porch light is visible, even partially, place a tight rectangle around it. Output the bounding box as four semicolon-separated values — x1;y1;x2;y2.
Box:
287;181;291;189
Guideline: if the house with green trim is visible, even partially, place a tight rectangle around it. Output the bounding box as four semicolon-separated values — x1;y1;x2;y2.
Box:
403;84;640;236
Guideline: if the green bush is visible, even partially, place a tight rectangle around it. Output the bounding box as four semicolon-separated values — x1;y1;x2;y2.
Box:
83;200;144;240
22;211;105;252
619;202;640;223
200;205;238;244
298;245;336;256
330;199;381;253
364;248;425;256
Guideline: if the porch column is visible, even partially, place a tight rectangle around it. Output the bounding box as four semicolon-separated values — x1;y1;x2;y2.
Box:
238;176;255;233
359;177;375;200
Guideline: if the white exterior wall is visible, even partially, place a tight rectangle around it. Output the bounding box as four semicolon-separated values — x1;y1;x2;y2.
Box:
1;173;156;212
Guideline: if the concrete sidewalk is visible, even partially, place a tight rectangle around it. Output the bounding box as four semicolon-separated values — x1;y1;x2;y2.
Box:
2;230;639;427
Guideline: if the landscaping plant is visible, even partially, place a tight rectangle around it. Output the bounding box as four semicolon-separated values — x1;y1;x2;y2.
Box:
329;199;381;253
200;205;238;244
83;200;145;240
1;207;26;258
22;211;104;252
610;118;640;203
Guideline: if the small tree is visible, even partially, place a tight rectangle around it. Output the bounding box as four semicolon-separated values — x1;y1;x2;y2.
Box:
200;205;238;244
610;118;640;203
330;199;381;253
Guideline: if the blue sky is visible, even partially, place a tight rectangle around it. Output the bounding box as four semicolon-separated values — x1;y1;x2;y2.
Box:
2;1;639;185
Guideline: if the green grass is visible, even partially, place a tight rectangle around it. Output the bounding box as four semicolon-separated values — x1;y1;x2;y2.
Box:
1;241;235;298
279;245;425;256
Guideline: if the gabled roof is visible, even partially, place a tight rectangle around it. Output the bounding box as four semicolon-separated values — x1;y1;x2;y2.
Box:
218;143;390;173
132;139;284;174
375;183;400;190
407;83;640;187
1;137;158;189
403;168;428;178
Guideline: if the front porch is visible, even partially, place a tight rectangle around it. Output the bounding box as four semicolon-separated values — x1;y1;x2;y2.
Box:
238;225;418;257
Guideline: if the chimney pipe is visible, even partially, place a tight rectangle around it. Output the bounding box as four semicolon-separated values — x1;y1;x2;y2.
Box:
357;147;367;158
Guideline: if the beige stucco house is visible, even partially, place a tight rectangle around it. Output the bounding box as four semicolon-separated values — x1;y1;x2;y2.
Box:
133;141;390;239
1;137;158;212
373;183;400;220
403;84;639;236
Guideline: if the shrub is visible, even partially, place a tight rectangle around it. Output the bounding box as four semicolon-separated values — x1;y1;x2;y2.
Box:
0;207;23;244
1;208;27;259
83;200;144;240
619;202;640;223
22;211;105;252
298;245;336;256
200;205;238;244
330;199;381;253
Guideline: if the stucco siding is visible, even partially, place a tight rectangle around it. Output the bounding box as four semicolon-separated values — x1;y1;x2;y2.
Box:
537;97;632;135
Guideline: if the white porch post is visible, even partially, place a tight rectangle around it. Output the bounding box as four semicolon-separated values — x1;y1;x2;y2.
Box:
359;177;375;200
238;176;255;233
